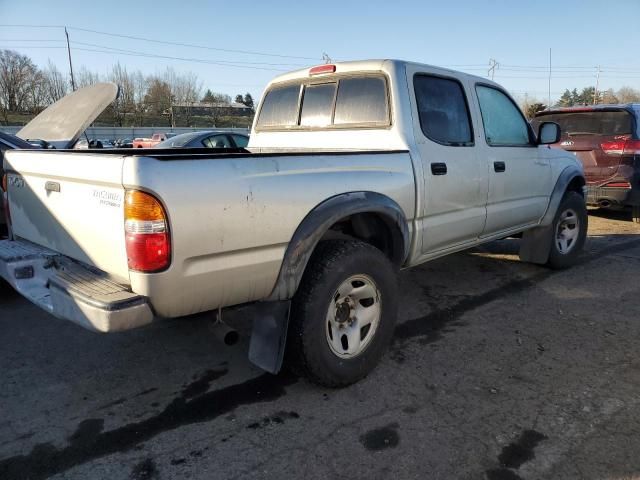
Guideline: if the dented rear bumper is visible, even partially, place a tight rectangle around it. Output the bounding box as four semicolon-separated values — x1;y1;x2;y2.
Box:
0;239;153;332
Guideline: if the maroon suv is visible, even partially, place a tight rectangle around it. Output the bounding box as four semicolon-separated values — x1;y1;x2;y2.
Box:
533;105;640;222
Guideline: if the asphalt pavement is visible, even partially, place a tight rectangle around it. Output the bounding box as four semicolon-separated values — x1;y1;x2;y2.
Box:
1;210;639;480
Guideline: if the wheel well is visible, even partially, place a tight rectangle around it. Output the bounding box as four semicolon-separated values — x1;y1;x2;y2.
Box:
319;212;404;266
567;176;586;197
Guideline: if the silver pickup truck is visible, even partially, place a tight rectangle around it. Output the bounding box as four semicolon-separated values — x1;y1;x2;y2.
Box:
0;60;587;386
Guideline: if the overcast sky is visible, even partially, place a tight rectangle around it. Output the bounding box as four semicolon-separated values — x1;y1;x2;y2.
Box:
1;0;639;103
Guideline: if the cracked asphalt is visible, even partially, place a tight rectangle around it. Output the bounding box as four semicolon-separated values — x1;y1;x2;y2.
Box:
1;209;639;480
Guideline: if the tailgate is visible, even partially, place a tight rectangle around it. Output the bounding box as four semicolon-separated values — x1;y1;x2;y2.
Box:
4;150;130;282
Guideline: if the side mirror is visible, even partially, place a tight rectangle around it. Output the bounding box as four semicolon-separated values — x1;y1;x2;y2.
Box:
538;122;561;145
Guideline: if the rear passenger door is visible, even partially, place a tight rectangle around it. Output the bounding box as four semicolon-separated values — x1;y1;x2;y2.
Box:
407;68;489;253
471;85;551;236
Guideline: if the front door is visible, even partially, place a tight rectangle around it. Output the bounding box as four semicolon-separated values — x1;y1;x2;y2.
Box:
472;85;551;236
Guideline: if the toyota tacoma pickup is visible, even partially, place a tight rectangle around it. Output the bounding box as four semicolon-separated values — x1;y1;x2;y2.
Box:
0;60;587;387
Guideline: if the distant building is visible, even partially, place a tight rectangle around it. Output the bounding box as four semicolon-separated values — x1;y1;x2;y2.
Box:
171;102;253;117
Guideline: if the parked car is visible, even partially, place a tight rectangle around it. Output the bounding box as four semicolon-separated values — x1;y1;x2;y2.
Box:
154;131;249;149
132;133;177;148
1;61;586;387
532;104;640;222
74;139;111;149
115;138;133;148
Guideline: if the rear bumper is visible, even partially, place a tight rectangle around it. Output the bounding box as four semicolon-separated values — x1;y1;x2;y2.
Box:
0;239;153;332
586;185;640;208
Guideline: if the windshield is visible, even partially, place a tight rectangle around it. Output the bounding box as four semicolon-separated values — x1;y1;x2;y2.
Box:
533;110;633;137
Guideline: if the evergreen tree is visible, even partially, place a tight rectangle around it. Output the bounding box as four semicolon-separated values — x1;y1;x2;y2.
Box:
243;93;254;110
557;89;573;107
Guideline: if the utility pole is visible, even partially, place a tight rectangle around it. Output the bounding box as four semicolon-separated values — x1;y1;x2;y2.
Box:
548;48;552;109
488;58;499;80
594;65;601;105
64;27;76;91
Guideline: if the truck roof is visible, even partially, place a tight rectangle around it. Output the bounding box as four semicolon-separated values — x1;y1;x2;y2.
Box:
266;59;500;89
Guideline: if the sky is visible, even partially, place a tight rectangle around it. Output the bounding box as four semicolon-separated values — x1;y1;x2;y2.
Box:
1;0;639;105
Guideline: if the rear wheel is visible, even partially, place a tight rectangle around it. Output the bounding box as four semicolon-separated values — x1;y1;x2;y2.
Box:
632;206;640;224
546;191;588;269
287;240;398;387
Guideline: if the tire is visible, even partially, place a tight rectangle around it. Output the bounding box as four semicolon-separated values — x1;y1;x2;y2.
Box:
546;191;588;269
286;240;398;387
632;206;640;224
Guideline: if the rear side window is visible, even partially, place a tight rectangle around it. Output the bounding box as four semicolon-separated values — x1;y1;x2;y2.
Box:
334;77;388;125
414;75;473;145
202;134;232;148
256;84;300;127
476;86;531;146
231;134;249;148
300;83;336;127
256;75;389;129
532;111;632;136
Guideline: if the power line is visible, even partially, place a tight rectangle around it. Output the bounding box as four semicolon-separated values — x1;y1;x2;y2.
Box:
0;39;64;42
0;24;321;61
0;44;293;72
70;41;309;67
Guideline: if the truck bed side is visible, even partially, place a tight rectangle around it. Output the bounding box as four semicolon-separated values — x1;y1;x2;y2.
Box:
124;150;416;317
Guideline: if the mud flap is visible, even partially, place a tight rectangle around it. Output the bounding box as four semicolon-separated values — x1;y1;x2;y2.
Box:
248;300;290;374
519;225;553;264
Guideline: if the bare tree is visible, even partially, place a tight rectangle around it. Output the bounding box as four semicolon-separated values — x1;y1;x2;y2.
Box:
173;71;201;125
600;88;619;104
24;69;47;113
617;86;640;104
144;77;173;120
109;62;135;126
0;49;39;112
132;70;148;125
42;60;69;104
76;66;100;88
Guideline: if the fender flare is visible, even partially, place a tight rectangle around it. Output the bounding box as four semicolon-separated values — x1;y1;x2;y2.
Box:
519;165;586;264
266;191;410;301
540;165;586;227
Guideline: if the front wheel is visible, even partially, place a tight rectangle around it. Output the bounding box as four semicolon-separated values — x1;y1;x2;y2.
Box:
546;191;588;269
286;240;398;387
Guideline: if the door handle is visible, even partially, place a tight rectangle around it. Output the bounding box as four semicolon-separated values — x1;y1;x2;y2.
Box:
431;162;447;175
494;161;506;173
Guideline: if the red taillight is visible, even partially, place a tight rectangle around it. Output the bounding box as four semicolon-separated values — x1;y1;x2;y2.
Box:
601;138;640;156
124;190;170;272
603;181;632;189
309;64;336;76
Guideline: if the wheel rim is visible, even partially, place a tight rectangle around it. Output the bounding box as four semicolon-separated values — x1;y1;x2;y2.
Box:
555;208;579;254
325;274;381;359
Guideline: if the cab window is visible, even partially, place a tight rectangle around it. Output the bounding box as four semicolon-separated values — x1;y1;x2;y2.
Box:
414;75;473;146
476;85;531;146
256;75;389;130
